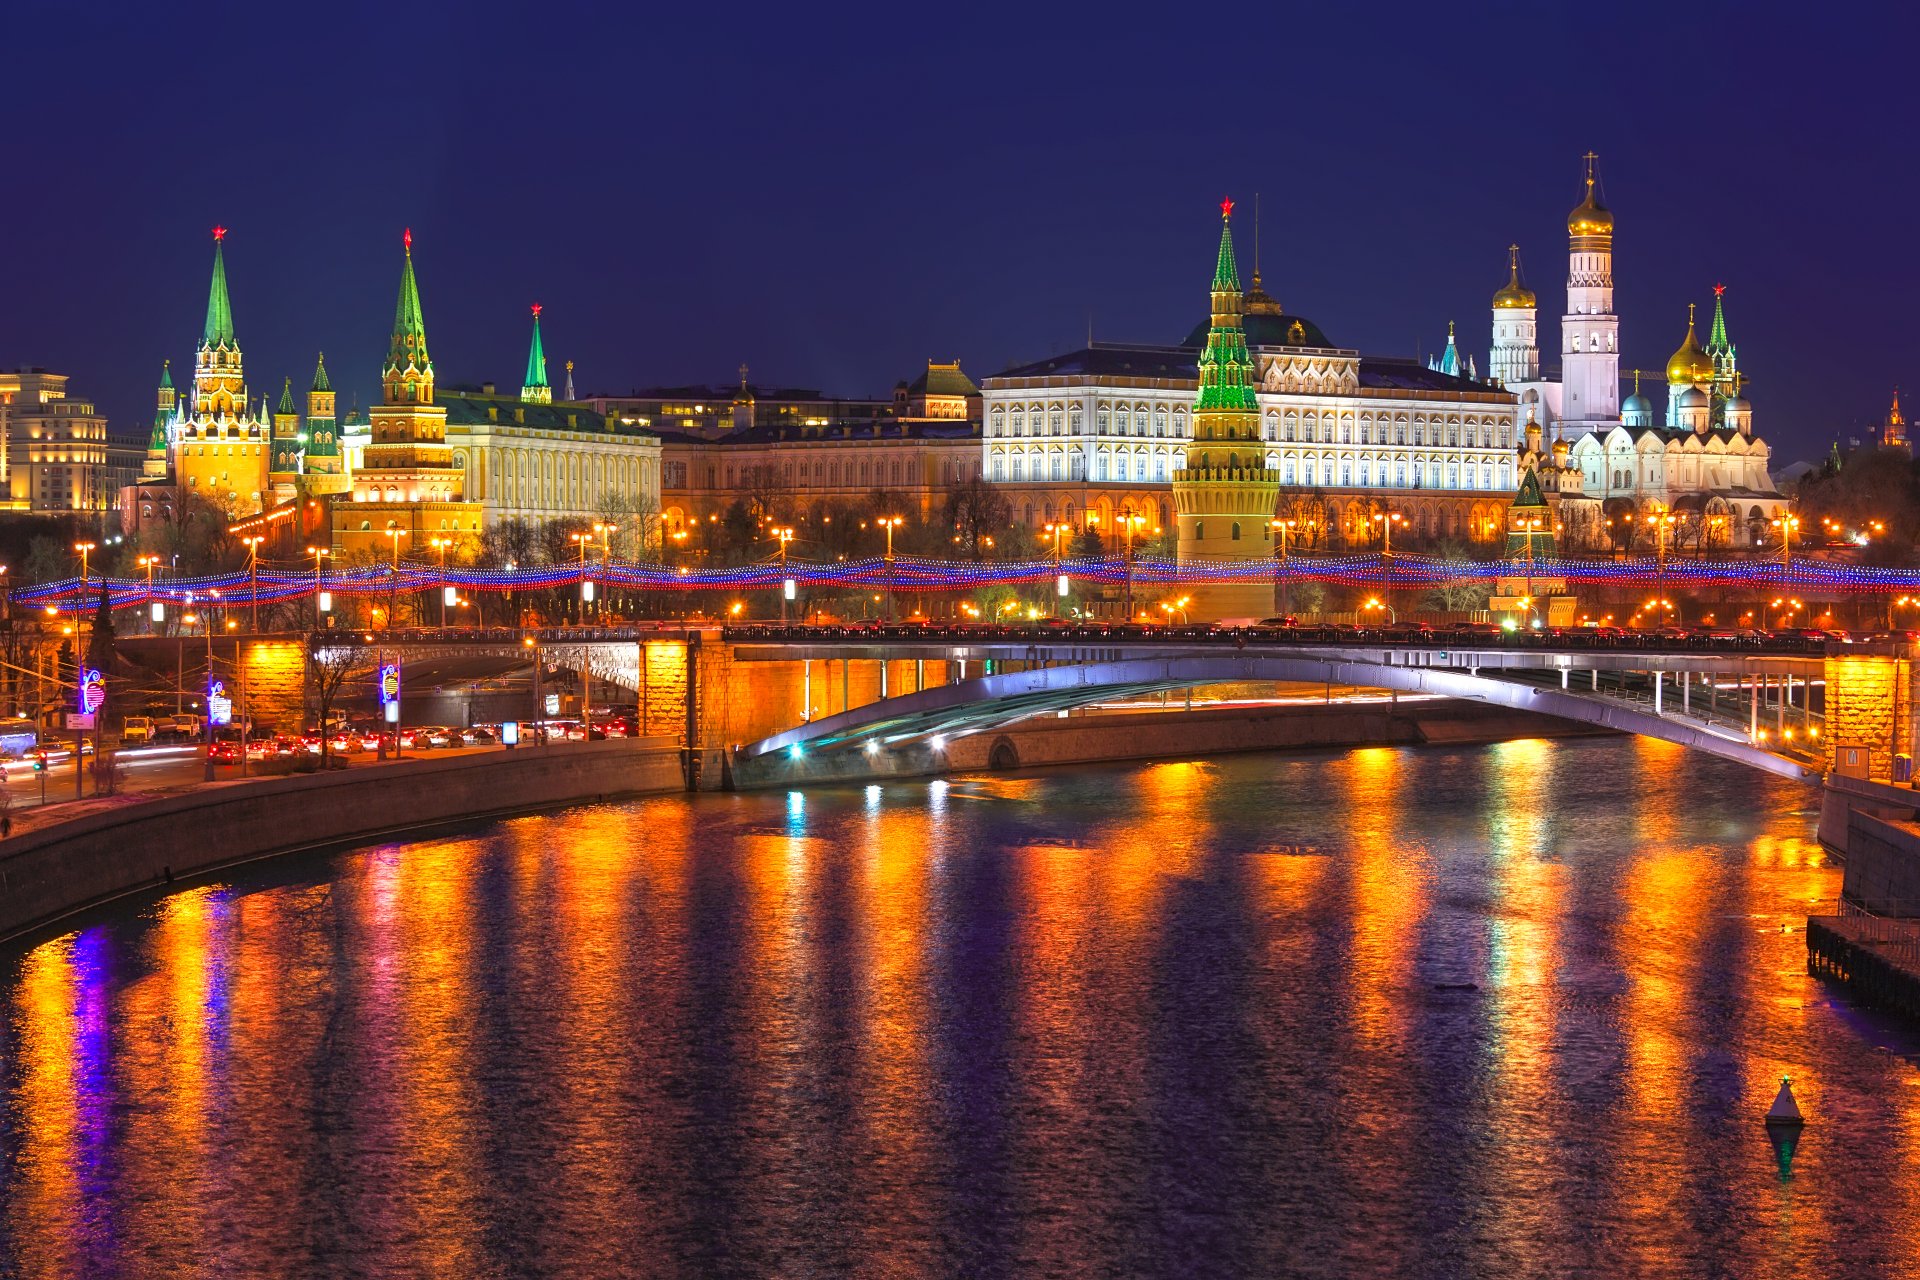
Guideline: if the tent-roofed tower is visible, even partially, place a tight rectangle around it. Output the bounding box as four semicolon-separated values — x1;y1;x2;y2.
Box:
522;304;551;403
179;226;269;511
332;230;480;559
270;376;303;503
1488;245;1539;386
1706;283;1738;425
1173;197;1280;621
145;360;175;480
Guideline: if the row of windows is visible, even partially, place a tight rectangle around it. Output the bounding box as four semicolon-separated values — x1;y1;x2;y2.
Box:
988;400;1515;448
181;445;264;457
1266;415;1510;448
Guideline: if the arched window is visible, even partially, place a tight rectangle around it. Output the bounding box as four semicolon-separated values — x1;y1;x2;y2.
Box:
1195;521;1204;541
1231;522;1241;541
1155;407;1168;437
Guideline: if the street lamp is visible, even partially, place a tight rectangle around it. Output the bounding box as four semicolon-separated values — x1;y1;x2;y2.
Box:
240;534;264;631
1362;596;1398;625
383;529;407;629
1043;521;1070;616
772;525;794;621
879;516;903;622
137;554;162;631
429;536;453;627
1771;514;1801;574
306;546;332;624
73;540;96;616
1271;518;1297;617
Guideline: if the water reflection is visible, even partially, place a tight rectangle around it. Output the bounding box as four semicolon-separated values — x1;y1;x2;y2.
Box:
2;737;1916;1276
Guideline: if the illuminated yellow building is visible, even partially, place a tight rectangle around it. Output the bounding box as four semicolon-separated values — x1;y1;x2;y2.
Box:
175;228;272;513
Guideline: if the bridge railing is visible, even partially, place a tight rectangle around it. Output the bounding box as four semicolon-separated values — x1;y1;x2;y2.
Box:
1834;898;1920;964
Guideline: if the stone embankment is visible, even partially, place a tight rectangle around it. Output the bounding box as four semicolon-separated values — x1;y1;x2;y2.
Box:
0;738;682;944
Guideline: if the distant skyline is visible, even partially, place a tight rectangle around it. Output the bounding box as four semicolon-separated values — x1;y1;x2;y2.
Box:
6;2;1913;462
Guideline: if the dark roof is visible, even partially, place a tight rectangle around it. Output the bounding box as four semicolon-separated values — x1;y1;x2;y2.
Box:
1180;310;1336;350
991;343;1197;382
1354;357;1500;394
438;390;646;436
906;362;979;398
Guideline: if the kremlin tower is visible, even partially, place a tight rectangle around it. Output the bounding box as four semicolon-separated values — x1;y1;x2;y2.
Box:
302;353;348;493
331;230;480;557
270;378;302;503
522;305;551;403
176;228;272;512
145;360;175;480
1172;199;1279;621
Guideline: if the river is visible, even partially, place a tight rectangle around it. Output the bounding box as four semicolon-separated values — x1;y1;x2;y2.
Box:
2;735;1918;1277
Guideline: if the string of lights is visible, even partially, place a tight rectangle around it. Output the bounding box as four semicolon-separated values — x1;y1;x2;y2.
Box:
17;552;1920;612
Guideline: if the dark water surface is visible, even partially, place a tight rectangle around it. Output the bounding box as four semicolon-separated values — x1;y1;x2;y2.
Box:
3;736;1919;1278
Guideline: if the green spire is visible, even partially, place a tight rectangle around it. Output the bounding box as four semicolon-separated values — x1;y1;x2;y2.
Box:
523;303;550;398
387;228;429;373
310;351;331;393
158;358;173;391
1707;283;1731;353
1212;199;1242;293
1196;199;1256;414
277;376;296;416
203;227;235;347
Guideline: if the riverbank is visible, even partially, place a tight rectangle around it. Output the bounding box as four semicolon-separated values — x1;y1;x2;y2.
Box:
0;737;683;944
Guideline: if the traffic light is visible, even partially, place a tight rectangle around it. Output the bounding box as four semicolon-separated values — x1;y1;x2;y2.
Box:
32;752;46;773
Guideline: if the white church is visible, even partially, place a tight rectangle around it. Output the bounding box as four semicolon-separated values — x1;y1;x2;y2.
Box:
1491;155;1787;548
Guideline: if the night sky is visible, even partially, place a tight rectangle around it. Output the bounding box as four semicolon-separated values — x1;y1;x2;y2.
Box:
9;2;1913;462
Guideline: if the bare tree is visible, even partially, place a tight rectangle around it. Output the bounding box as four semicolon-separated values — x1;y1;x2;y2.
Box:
945;477;1011;559
307;634;370;768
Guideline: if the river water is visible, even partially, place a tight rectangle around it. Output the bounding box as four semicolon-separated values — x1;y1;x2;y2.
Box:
2;736;1918;1278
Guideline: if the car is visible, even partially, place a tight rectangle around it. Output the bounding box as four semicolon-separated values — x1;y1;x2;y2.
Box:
121;716;155;743
209;739;241;765
460;726;497;745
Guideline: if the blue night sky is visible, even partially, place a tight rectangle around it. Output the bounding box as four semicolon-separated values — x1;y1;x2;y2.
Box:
8;1;1913;462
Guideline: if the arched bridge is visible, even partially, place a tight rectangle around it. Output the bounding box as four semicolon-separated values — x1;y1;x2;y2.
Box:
734;634;1829;782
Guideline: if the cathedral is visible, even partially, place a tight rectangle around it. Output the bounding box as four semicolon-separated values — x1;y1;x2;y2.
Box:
1495;156;1786;549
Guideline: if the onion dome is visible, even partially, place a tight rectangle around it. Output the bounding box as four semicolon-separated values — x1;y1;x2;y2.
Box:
1492;245;1535;309
1667;303;1713;386
1623;370;1652;418
1678;386;1709;410
1567;175;1613;238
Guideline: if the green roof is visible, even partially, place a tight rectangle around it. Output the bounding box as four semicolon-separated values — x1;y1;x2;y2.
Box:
1510;464;1549;509
158;358;173;391
277;377;296;416
1196;209;1257;414
523;308;548;390
1707;287;1731;354
439;390;633;436
203;233;235;347
386;232;429;374
311;351;331;393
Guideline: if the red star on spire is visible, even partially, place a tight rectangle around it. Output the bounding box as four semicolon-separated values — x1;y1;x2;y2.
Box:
212;225;227;242
1220;197;1234;220
1714;282;1726;296
403;227;413;250
531;303;542;318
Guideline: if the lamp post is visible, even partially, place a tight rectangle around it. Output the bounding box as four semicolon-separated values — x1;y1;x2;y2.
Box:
240;535;264;632
593;521;617;621
73;540;96;617
306;546;331;625
1772;513;1800;576
137;554;161;633
773;525;794;622
1371;511;1402;622
383;529;407;629
185;610;214;780
429;536;452;627
1270;518;1296;617
1043;521;1069;616
879;516;903;622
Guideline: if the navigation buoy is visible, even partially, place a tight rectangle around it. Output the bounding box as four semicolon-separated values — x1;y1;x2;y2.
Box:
1764;1075;1805;1180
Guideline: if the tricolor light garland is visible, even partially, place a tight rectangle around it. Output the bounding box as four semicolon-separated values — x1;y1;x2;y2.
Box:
15;552;1917;613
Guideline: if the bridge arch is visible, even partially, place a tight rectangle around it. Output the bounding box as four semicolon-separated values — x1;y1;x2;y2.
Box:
743;652;1813;781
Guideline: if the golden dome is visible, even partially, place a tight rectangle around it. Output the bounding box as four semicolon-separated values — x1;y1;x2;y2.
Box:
1567;176;1613;238
1492;244;1536;309
1667;303;1714;386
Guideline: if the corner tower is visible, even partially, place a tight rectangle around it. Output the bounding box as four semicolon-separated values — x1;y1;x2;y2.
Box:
1172;198;1279;622
1561;154;1620;428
